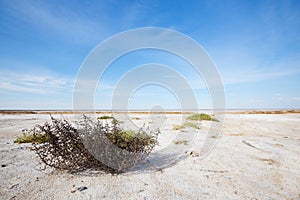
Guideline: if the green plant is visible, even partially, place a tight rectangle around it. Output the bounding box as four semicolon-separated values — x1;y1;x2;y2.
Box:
183;122;200;129
14;131;49;144
106;129;157;150
97;115;114;120
186;113;219;122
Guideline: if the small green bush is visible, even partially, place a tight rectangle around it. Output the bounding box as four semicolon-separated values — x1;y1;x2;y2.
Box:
106;129;156;150
97;115;114;120
14;131;49;144
186;113;219;122
98;116;124;124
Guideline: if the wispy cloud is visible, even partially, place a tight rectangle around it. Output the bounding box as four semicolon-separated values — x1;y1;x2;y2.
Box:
222;66;300;85
0;70;73;94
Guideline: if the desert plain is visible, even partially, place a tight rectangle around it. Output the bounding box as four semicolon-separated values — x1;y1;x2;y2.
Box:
0;111;299;199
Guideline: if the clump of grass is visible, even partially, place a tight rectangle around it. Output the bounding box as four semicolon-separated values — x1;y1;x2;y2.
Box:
174;140;188;145
173;124;185;130
107;129;156;149
172;122;200;130
98;116;124;124
14;131;49;144
131;117;141;120
97;115;114;120
184;122;200;129
186;113;219;122
111;118;124;124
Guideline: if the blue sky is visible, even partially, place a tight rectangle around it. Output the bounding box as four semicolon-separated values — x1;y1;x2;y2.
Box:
0;0;299;110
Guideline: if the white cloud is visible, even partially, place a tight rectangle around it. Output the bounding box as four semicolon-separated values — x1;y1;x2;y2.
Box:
293;97;300;101
220;62;300;85
0;82;47;94
0;71;73;94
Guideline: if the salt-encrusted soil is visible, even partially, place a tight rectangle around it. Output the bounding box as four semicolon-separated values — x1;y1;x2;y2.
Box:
0;113;299;199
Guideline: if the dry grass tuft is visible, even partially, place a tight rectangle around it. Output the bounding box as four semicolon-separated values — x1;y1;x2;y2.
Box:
174;140;188;145
172;122;200;130
187;113;219;122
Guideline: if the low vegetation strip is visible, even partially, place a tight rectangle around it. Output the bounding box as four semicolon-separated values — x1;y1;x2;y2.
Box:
186;113;219;122
173;122;200;130
14;130;48;144
174;140;188;145
97;115;114;119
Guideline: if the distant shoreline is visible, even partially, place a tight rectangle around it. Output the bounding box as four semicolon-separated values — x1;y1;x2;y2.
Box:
0;109;299;115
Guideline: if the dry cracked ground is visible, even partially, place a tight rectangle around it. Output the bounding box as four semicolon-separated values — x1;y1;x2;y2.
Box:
0;113;299;199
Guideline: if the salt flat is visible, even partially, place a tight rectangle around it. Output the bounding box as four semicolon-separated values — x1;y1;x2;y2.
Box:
0;113;299;199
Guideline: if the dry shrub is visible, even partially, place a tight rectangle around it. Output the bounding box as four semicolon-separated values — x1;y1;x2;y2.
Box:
32;115;159;173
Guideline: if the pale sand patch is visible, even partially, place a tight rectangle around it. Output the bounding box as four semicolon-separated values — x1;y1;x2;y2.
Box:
0;113;299;199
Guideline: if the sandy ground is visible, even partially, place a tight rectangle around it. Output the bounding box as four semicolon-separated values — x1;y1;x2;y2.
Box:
0;113;300;199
